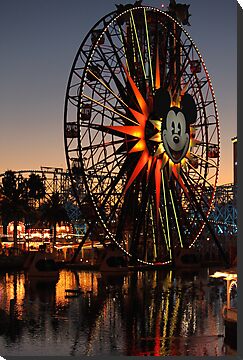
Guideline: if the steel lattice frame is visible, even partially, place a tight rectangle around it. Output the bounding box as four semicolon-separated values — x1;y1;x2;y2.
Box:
208;183;237;235
0;168;69;201
0;168;82;226
64;5;220;265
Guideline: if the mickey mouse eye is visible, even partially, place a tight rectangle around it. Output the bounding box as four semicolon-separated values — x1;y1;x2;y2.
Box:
178;123;181;136
172;121;175;134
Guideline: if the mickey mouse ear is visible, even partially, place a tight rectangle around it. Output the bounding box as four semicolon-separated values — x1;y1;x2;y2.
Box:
181;93;197;124
153;88;171;119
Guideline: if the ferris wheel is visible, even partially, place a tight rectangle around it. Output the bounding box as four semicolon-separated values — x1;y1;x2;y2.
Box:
64;2;220;265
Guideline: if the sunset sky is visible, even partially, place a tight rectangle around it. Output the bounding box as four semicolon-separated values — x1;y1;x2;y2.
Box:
0;0;237;184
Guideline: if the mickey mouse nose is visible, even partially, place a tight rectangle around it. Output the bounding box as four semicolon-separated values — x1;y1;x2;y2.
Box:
173;136;179;144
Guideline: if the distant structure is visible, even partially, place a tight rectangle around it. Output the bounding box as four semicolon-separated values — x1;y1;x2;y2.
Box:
168;0;191;25
207;136;237;237
0;167;84;234
231;137;237;186
202;136;237;264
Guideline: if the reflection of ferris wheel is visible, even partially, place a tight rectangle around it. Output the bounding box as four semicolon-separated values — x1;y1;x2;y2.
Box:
64;3;220;265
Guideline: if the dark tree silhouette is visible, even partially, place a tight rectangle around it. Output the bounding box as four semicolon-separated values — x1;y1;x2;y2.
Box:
22;173;46;231
0;171;29;250
40;192;70;252
26;173;46;207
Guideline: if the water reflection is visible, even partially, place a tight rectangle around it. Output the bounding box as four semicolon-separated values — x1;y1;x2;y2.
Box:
0;268;233;356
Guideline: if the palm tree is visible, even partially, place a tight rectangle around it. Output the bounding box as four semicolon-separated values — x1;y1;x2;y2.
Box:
0;171;29;250
23;173;46;231
40;192;70;252
26;173;46;207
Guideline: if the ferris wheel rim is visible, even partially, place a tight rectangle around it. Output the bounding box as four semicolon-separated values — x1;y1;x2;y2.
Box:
64;5;220;265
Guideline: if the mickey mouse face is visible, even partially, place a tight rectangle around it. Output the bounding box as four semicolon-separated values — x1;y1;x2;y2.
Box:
162;108;190;163
153;89;197;164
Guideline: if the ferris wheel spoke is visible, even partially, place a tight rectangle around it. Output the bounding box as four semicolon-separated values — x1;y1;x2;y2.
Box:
148;202;157;261
184;169;203;189
81;106;125;128
87;128;106;162
113;186;135;245
208;127;218;145
81;139;125;153
182;168;208;195
180;172;213;222
140;202;149;261
89;89;129;128
164;169;186;249
117;23;131;75
179;173;211;221
171;43;193;97
96;43;148;115
85;153;125;180
155;200;169;262
86;68;130;111
187;77;208;96
72;69;84;81
141;181;159;252
105;191;124;226
169;186;184;248
130;10;147;79
180;167;213;210
129;190;149;258
193;120;217;128
99;155;127;186
66;137;77;149
94;157;128;204
173;191;203;236
144;8;155;92
84;149;122;175
82;93;136;124
161;169;172;259
158;207;170;257
86;94;126;127
94;46;130;104
103;27;128;85
187;162;213;188
196;99;214;111
189;152;218;169
152;198;165;262
168;191;193;245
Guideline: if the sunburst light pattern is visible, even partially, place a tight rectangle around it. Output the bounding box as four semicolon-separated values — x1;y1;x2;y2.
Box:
105;62;197;213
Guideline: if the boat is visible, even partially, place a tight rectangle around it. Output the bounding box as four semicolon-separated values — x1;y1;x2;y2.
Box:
174;248;201;269
0;307;23;336
24;251;59;282
65;289;83;299
210;267;237;350
0;252;28;271
98;245;130;273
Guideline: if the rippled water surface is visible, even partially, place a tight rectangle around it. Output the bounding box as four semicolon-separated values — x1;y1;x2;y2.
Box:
0;268;233;356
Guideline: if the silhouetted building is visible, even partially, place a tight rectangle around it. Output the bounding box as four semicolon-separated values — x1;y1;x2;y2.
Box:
231;137;237;185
